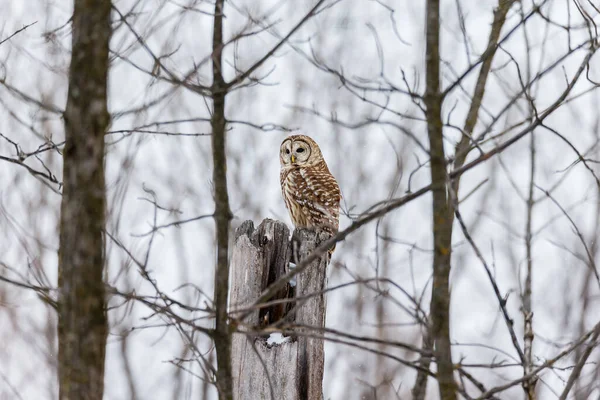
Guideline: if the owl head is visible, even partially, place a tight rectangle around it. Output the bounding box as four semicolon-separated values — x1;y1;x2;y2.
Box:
280;134;324;168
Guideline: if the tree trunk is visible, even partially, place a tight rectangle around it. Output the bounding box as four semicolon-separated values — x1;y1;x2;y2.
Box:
424;0;457;398
230;219;327;400
210;0;234;398
58;0;112;399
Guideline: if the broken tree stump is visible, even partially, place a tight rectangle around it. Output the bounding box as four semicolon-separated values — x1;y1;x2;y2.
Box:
230;219;328;400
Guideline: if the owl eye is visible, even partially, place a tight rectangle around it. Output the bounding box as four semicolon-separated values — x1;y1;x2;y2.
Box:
285;149;290;154
297;148;305;153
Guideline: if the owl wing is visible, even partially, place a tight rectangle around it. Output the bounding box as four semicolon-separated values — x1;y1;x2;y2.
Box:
298;165;341;235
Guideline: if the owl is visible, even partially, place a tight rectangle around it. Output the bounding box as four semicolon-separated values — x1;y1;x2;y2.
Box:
280;135;341;258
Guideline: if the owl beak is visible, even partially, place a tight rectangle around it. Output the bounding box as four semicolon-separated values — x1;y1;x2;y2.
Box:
290;155;296;163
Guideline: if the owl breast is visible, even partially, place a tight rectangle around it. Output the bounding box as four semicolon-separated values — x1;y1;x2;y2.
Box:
280;162;341;237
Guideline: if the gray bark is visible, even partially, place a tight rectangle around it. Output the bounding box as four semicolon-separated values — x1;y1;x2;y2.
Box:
230;219;327;400
58;1;111;398
210;0;233;397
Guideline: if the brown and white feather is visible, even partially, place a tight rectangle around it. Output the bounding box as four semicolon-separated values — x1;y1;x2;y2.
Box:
279;135;341;257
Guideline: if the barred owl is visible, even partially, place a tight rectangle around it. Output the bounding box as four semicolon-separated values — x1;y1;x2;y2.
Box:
280;135;341;257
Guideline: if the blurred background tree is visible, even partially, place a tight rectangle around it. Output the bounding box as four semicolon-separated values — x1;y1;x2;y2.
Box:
0;0;600;399
57;0;111;399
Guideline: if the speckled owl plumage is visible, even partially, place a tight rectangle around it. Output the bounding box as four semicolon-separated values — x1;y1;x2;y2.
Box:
280;135;341;257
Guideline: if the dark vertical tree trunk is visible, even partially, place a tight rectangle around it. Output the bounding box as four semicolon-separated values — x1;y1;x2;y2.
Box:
415;2;516;398
424;0;457;399
210;0;234;398
58;0;112;399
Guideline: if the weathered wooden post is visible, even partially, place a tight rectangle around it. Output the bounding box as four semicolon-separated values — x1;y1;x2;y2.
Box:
230;219;328;400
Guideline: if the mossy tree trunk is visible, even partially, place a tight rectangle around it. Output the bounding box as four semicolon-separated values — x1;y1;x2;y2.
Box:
58;0;112;398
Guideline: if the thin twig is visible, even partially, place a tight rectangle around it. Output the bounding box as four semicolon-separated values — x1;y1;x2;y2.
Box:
0;21;37;46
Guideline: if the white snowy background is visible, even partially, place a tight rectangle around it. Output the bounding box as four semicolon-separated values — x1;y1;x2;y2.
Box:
0;0;599;399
